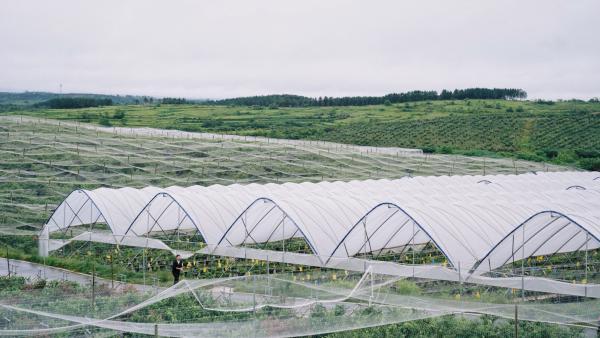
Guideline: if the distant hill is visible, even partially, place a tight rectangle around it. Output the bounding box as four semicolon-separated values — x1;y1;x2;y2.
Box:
0;91;152;106
1;88;527;108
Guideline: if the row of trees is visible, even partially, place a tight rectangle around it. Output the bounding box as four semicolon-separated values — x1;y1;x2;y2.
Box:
27;88;528;109
439;88;526;100
207;88;527;107
35;97;113;109
161;97;188;104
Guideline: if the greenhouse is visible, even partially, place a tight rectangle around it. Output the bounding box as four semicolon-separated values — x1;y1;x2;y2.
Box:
39;171;600;297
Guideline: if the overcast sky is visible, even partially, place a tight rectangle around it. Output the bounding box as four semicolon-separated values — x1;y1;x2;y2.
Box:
1;1;599;100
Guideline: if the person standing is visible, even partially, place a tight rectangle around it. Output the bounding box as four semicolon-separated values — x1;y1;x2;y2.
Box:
172;254;183;285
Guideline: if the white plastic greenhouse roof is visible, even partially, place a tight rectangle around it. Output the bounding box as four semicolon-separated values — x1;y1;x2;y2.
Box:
44;171;600;271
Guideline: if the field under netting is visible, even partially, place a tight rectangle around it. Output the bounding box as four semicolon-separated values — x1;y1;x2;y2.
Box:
2;264;598;337
0;115;568;232
2;116;598;338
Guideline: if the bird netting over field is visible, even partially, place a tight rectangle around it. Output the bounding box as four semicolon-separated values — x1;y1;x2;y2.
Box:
1;116;599;337
1;265;600;337
0;115;569;232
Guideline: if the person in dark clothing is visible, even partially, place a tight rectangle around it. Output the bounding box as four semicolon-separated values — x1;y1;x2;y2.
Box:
172;254;184;285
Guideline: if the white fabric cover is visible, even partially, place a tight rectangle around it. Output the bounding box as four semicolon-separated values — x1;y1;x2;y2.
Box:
43;171;600;271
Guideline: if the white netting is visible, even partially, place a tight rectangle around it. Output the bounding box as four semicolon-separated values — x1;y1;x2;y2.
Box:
1;267;598;337
0;115;571;232
1;116;597;337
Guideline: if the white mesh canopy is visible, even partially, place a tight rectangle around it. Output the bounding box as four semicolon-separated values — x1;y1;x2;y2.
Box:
43;171;600;272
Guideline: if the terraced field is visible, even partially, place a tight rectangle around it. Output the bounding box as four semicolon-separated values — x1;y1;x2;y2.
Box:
324;110;600;156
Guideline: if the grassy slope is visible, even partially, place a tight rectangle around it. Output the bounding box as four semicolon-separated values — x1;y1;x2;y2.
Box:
4;99;600;168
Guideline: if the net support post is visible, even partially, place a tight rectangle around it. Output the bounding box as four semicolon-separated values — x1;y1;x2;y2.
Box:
514;303;518;338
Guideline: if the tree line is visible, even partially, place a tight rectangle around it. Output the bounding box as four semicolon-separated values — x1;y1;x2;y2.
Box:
32;96;190;108
206;88;527;107
35;97;113;109
161;97;188;104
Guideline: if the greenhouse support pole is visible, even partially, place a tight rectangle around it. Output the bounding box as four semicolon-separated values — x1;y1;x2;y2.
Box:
412;221;415;278
92;263;96;311
483;158;486;176
514;304;518;338
267;255;270;296
369;268;373;306
110;256;114;289
585;233;589;298
6;246;10;277
282;217;285;269
252;275;256;315
154;323;158;338
43;250;46;279
143;247;146;288
458;261;462;298
521;224;525;301
585;233;589;283
145;211;149;288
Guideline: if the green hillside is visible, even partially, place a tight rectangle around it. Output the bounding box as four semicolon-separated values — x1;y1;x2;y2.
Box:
4;98;600;169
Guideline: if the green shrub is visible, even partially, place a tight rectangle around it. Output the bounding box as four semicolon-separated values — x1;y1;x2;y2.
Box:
393;279;421;295
515;152;545;162
575;149;600;158
0;276;27;290
324;315;584;338
542;149;559;159
579;158;600;171
113;110;126;119
98;113;112;126
333;304;345;316
33;278;47;289
310;303;327;318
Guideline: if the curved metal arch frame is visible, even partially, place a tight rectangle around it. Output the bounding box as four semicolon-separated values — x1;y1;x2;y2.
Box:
124;192;207;241
40;189;126;254
42;189;112;235
214;197;324;263
470;210;600;275
325;202;456;268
